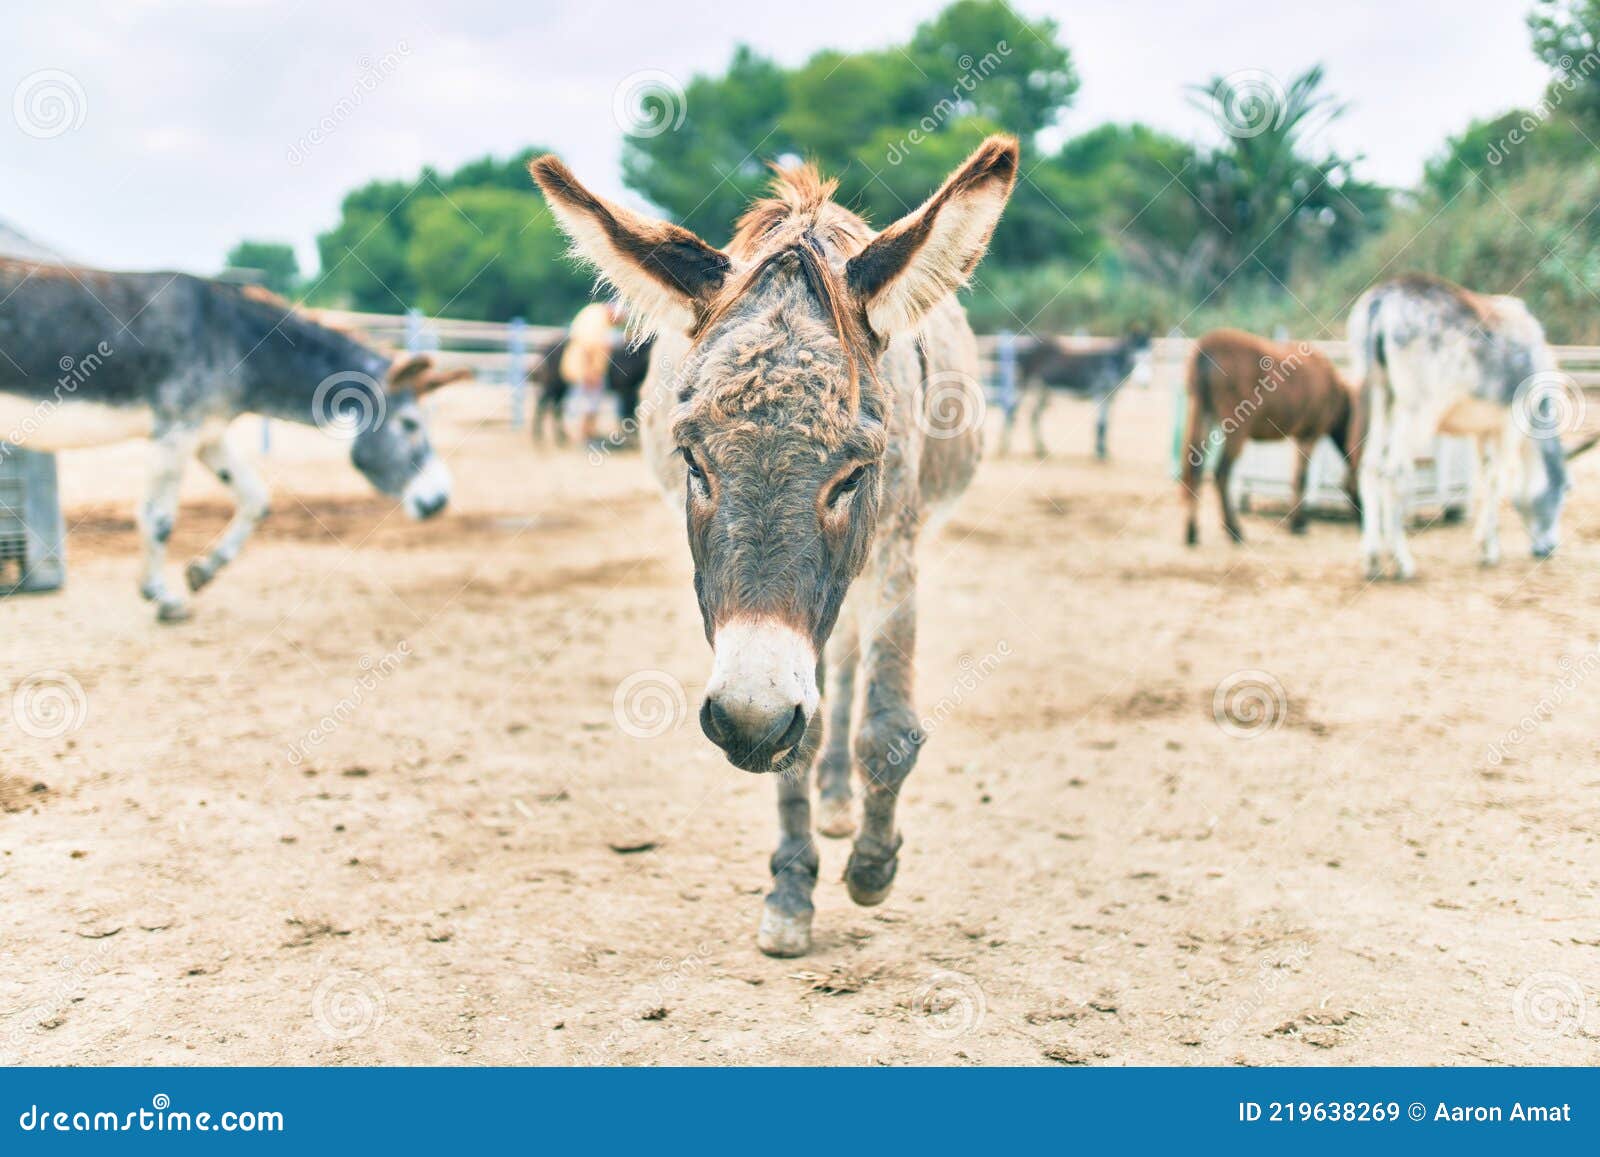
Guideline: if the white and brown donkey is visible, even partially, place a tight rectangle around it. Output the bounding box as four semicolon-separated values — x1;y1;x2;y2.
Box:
531;136;1018;956
0;261;465;621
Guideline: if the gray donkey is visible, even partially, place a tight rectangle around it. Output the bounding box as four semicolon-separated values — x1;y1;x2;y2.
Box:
1349;274;1598;579
0;262;465;621
531;135;1018;956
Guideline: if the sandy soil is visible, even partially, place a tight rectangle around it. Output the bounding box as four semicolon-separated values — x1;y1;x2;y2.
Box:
3;383;1597;1066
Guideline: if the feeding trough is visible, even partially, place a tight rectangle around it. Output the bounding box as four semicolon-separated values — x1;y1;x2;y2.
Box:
0;445;66;594
1233;435;1474;523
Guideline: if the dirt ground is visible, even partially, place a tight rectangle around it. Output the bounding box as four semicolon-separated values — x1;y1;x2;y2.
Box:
3;382;1597;1066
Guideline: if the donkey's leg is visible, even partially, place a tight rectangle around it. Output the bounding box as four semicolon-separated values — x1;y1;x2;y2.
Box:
1382;412;1417;580
1181;395;1211;546
845;561;921;907
815;612;860;840
1359;398;1390;579
186;431;270;593
138;426;198;623
757;765;819;958
1093;391;1112;460
1472;433;1502;567
1288;438;1316;534
1215;439;1245;544
1029;385;1050;459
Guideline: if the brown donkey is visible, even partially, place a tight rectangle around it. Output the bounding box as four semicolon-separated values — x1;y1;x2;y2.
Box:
531;137;1018;956
1181;328;1361;545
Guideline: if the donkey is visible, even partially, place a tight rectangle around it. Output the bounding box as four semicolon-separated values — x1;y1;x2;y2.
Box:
998;330;1151;459
0;260;466;620
1349;275;1597;579
529;334;654;444
1180;328;1361;545
530;136;1018;957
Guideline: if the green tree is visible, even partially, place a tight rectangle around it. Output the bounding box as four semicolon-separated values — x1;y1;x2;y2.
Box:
621;45;793;245
223;240;299;295
621;0;1078;255
1186;65;1384;287
1422;108;1590;200
309;149;581;319
407;188;593;321
1528;0;1600;125
902;0;1078;143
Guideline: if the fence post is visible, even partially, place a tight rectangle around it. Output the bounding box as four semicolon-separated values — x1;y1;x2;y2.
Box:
405;307;425;353
508;317;527;428
996;329;1017;417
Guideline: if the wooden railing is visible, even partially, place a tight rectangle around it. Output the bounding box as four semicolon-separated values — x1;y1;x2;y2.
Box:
311;308;1600;423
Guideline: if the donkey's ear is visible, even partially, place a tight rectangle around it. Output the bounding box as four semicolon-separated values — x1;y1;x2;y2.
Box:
414;365;473;396
387;353;433;392
846;135;1019;336
530;155;731;333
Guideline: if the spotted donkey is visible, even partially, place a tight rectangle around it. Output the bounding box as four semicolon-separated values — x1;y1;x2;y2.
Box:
0;261;464;621
1348;274;1597;579
531;136;1018;956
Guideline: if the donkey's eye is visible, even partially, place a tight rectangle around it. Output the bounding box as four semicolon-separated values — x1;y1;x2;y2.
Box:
400;415;421;435
829;466;867;507
680;447;710;497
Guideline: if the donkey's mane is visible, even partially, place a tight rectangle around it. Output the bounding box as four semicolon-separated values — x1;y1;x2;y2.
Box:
218;280;392;375
691;163;881;408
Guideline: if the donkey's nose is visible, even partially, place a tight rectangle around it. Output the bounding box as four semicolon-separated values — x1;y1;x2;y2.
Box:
701;695;807;769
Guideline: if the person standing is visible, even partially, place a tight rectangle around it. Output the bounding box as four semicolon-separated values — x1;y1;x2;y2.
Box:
559;300;625;449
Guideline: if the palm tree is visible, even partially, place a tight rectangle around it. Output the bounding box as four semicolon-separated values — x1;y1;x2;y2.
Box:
1186;65;1379;289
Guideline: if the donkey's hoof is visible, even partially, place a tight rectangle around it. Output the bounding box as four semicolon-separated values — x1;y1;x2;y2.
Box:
1289;520;1308;536
185;561;215;592
757;906;813;957
816;796;855;839
1363;555;1385;582
845;850;899;907
156;599;191;624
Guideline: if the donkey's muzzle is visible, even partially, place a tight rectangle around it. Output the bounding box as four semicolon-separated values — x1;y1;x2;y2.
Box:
700;616;821;772
701;696;808;773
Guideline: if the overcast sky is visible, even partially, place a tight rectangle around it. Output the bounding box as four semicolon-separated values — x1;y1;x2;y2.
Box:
1;0;1553;276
